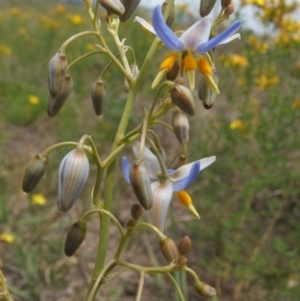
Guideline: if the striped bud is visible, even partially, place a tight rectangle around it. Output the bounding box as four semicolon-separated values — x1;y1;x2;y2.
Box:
160;236;179;263
64;221;86;257
200;0;217;17
58;147;89;212
172;111;189;144
170;84;195;116
99;0;125;16
22;153;49;193
198;72;218;109
166;60;179;81
48;51;68;97
120;0;142;22
131;203;143;221
129;160;153;210
168;153;188;169
48;74;73;117
91;78;106;116
194;281;217;298
178;236;192;256
162;2;175;27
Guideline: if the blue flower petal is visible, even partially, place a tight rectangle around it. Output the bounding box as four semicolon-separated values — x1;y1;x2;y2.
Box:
122;157;131;183
152;5;184;52
195;20;242;54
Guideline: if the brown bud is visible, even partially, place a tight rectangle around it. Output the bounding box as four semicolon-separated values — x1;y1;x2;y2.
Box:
99;0;125;16
160;236;179;263
166;60;179;81
64;221;87;257
130;203;143;221
198;72;218;109
22;153;49;193
126;218;136;229
224;4;234;16
168;153;188;170
194;281;217;298
178;236;192;255
172;111;189;144
174;77;185;86
162;2;176;27
200;0;217;17
170;84;195;116
120;0;142;22
91;78;106;116
221;0;232;8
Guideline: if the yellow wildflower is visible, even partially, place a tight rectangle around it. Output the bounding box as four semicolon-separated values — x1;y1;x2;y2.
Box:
56;4;66;14
70;14;84;25
86;43;95;51
255;75;279;89
292;100;300;109
230;119;245;130
18;27;27;35
0;45;11;56
28;95;40;105
9;7;20;16
221;54;249;68
0;232;15;243
31;194;47;205
39;16;61;29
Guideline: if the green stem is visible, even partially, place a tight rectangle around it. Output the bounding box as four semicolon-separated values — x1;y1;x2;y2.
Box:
60;31;99;51
43;141;92;156
165;272;186;301
136;271;145;301
68;50;103;71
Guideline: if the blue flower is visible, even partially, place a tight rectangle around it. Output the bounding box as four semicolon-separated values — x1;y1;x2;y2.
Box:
122;142;216;231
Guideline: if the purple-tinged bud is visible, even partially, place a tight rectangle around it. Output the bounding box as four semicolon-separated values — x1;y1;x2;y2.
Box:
91;78;106;116
198;73;218;109
120;0;142;22
200;0;217;17
48;51;68;97
58;147;89;212
22;153;49;193
64;221;86;257
170;84;195;116
130;203;143;221
221;0;232;8
168;153;188;170
178;236;192;256
224;4;234;16
162;2;175;27
172;111;189;145
99;0;125;16
129;160;153;210
160;236;179;263
166;60;179;81
48;74;73;117
194;281;217;298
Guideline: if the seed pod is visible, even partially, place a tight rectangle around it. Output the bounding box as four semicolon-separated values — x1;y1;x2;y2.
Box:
130;203;143;221
48;74;73;117
22;153;49;193
170;84;195;116
198;72;218;109
99;0;125;16
58;147;89;212
168;153;188;169
172;110;189;144
91;78;106;116
48;51;68;97
64;221;87;257
200;0;217;17
120;0;142;22
160;236;179;263
129;160;153;210
161;1;175;27
194;281;217;298
166;60;179;81
178;236;192;256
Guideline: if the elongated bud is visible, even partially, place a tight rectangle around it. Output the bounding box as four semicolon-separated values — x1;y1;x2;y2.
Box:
162;2;175;27
168;153;188;169
99;0;125;16
91;78;106;116
58;147;89;212
130;203;143;221
170;84;195;116
48;74;73;117
166;60;179;81
22;153;49;193
160;236;179;263
120;0;142;22
64;221;86;257
221;0;232;8
194;281;217;298
172;111;189;144
224;4;234;16
200;0;217;17
178;236;192;256
198;72;219;109
129;160;153;210
48;51;68;97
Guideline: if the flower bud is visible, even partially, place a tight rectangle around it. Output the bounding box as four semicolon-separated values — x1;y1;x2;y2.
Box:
200;0;217;17
129;160;153;210
194;281;217;298
168;153;188;169
48;74;73;117
172;111;189;144
198;72;218;109
124;64;139;92
58;147;89;212
178;236;191;256
221;0;232;8
160;236;179;263
22;153;49;193
162;2;175;27
126;218;136;229
224;4;234;16
99;0;125;16
91;78;106;116
48;51;68;97
130;203;143;221
170;84;195;116
64;221;86;257
166;60;179;81
120;0;142;22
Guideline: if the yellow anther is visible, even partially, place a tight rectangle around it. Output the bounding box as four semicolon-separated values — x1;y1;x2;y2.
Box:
177;190;192;206
197;57;213;75
183;53;197;71
160;54;179;71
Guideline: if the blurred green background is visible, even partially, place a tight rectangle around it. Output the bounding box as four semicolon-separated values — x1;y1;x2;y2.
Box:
0;0;299;300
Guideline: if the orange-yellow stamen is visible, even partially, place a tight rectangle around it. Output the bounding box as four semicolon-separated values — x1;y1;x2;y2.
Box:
197;57;212;75
160;54;179;71
177;190;192;206
183;53;197;71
